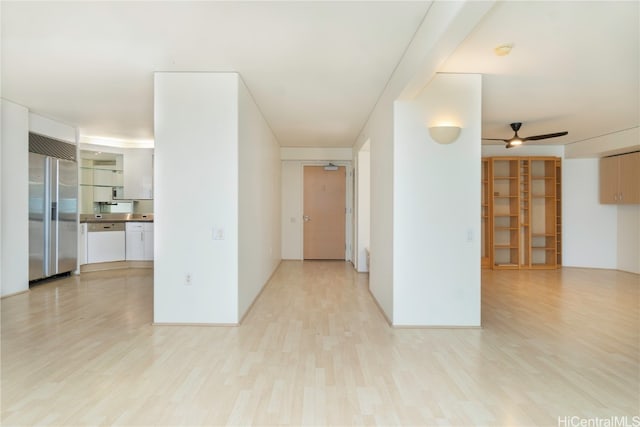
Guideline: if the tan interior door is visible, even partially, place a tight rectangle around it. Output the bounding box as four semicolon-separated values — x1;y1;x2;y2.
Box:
303;166;346;259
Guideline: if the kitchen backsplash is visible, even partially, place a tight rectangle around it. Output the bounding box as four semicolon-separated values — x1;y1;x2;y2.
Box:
93;200;153;214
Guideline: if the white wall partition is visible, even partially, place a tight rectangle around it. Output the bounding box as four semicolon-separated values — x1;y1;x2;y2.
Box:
238;79;281;319
352;1;492;323
617;205;640;274
356;145;370;272
393;73;482;327
154;73;239;324
154;72;280;323
1;100;29;297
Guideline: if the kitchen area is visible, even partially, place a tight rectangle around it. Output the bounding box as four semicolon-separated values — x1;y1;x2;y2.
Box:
78;146;154;272
27;128;155;285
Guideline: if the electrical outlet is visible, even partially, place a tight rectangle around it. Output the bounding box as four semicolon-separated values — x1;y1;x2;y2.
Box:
185;274;192;286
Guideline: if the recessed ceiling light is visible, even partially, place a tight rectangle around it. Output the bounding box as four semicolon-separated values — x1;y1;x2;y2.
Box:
494;43;513;56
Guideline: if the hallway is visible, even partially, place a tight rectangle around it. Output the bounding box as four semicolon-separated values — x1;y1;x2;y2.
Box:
2;262;638;425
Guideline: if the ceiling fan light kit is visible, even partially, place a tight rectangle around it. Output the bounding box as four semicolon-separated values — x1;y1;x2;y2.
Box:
483;122;568;149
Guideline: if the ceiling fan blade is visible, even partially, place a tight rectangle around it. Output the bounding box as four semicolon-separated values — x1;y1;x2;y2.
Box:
523;131;568;141
482;138;509;141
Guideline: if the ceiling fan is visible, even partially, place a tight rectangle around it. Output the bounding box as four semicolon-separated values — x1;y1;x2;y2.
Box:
483;122;568;148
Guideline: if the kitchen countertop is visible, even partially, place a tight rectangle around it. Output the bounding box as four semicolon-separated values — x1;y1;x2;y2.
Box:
80;213;154;223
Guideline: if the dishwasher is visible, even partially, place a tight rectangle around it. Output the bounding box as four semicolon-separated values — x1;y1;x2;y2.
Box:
87;222;126;264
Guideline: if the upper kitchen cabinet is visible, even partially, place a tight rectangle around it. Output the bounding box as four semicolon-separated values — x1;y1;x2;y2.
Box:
122;149;153;200
600;152;640;204
80;151;124;209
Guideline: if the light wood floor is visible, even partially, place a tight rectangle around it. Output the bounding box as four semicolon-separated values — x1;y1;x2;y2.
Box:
1;262;638;426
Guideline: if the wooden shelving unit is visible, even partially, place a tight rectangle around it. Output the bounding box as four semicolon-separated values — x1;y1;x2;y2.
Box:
481;159;491;268
491;158;520;269
555;158;562;265
484;156;561;270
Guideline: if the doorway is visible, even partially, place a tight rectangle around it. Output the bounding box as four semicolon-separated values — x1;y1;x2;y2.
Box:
303;165;346;259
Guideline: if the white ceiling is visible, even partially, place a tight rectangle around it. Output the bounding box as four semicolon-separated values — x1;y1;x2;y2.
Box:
442;1;639;145
1;1;430;147
2;1;638;148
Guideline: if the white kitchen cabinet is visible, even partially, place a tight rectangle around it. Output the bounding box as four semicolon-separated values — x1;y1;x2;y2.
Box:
87;229;125;263
93;168;116;186
93;186;113;202
79;223;88;265
125;222;154;260
123;149;153;200
143;225;154;260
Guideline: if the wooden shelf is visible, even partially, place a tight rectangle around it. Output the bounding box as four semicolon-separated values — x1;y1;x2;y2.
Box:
484;156;561;271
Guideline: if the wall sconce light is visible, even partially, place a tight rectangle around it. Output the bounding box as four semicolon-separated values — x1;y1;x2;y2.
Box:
428;125;461;144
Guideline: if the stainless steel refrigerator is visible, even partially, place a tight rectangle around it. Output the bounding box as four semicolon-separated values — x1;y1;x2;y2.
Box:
29;133;78;282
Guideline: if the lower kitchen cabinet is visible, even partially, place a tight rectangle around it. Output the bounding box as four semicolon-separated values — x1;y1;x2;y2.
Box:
87;224;125;263
126;222;154;261
79;223;88;265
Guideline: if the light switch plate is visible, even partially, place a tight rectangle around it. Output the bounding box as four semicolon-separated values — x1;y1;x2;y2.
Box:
213;227;225;240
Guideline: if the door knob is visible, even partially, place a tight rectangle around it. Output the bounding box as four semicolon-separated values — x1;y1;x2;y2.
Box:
303;215;311;222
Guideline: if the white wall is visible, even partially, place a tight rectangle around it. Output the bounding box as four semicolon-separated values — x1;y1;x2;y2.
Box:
617;205;640;274
281;161;303;259
1;100;29;297
154;72;239;324
366;103;395;321
280;160;352;261
565;127;640;158
562;159;618;269
393;73;482;327
1;103;77;297
238;78;281;319
482;144;563;158
29;112;76;143
353;1;492;323
281;147;352;161
356;148;370;272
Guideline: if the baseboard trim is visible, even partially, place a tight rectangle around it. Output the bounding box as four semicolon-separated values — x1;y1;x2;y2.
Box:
239;259;283;324
80;260;153;273
1;289;30;299
392;325;483;329
367;287;392;326
152;322;238;327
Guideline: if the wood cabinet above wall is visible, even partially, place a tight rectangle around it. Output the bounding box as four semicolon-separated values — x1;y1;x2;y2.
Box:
600;152;640;204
